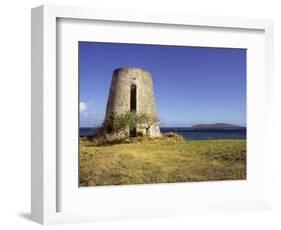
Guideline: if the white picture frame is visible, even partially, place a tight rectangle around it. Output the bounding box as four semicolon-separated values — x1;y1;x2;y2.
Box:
31;5;274;225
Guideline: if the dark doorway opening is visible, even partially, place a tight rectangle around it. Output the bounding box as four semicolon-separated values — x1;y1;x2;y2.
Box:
130;84;137;137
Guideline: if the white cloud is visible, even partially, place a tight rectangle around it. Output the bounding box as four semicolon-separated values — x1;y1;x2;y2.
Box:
79;101;104;127
80;102;87;113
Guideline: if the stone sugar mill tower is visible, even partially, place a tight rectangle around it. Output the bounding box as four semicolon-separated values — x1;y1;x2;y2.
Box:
102;67;161;138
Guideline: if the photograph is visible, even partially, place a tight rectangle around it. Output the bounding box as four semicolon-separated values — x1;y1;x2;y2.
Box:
79;42;247;187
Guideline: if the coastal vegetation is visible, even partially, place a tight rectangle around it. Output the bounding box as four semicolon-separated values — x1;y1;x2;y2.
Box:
80;134;246;186
101;111;159;137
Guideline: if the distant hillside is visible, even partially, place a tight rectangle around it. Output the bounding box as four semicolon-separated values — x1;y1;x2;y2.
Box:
192;123;244;129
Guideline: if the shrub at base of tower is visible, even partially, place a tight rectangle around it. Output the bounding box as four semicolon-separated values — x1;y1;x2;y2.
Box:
137;113;159;136
99;111;160;143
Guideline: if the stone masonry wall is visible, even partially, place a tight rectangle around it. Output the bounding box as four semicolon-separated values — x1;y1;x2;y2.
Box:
104;67;161;137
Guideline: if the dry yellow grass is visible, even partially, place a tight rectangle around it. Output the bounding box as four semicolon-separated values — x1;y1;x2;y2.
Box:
79;136;246;186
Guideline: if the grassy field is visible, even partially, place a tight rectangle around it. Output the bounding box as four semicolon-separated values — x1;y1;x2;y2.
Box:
79;136;246;186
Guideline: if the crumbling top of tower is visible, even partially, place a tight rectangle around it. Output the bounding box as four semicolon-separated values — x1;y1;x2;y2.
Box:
113;67;152;76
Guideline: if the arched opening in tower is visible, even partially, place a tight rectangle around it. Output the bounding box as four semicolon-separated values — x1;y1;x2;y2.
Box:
130;84;137;137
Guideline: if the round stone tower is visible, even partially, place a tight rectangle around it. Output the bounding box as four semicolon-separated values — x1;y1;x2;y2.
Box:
103;67;161;137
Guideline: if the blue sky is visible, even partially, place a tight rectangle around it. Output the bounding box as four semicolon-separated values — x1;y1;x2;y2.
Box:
79;42;246;127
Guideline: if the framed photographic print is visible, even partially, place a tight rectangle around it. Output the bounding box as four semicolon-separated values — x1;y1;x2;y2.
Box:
31;5;274;224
